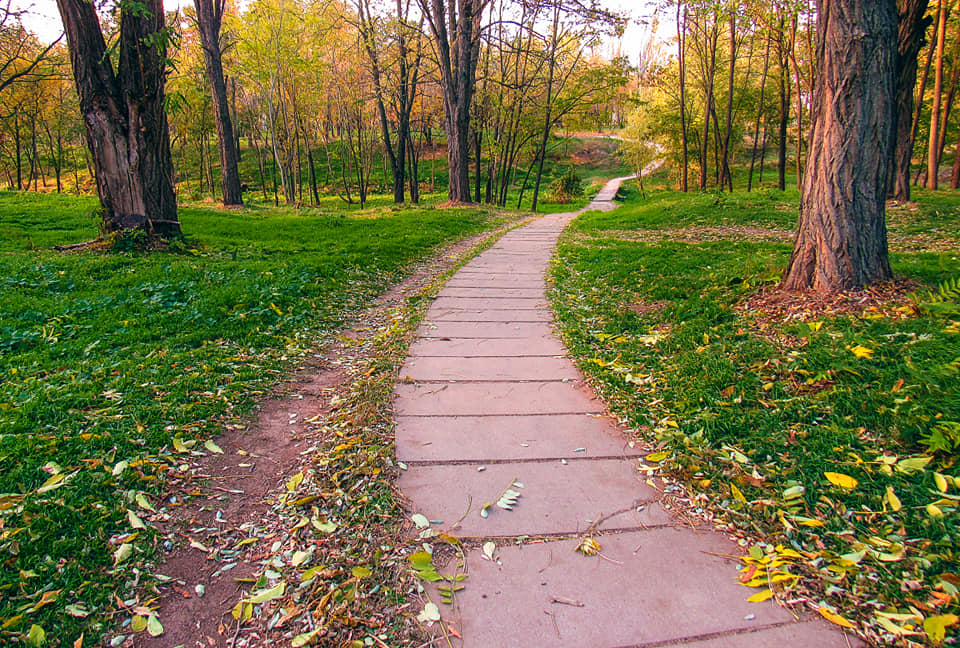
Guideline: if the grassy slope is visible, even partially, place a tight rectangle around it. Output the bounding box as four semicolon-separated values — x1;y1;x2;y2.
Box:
551;181;960;646
0;191;505;645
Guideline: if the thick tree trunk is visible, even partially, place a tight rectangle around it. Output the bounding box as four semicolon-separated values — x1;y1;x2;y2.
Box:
889;0;933;201
782;0;896;293
195;0;243;206
56;0;180;236
420;0;487;203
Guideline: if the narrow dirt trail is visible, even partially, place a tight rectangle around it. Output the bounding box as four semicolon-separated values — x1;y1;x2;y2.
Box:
394;177;862;647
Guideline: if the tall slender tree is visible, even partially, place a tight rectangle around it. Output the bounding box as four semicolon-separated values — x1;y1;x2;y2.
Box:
194;0;243;205
889;0;932;201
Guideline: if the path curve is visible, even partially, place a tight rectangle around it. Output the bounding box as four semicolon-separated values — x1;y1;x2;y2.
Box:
394;177;860;647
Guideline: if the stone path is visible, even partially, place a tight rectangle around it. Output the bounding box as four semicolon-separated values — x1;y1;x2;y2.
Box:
395;178;861;647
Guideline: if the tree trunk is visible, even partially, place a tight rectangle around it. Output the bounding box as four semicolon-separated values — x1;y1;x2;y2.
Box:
782;0;896;293
719;12;736;191
531;4;560;212
194;0;243;206
699;16;719;190
927;0;948;189
677;5;689;191
419;0;487;203
889;0;933;201
56;0;180;236
748;36;771;192
777;26;790;192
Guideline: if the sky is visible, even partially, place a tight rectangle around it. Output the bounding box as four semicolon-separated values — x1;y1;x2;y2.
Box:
17;0;660;68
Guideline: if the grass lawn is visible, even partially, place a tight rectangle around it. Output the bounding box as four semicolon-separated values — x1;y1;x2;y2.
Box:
0;191;506;646
551;181;960;646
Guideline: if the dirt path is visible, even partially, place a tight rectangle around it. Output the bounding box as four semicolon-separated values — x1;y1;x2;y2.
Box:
394;177;863;647
128;222;521;648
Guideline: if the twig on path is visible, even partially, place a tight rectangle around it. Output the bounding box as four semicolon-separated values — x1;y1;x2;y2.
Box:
450;495;472;530
550;595;585;607
544;610;561;638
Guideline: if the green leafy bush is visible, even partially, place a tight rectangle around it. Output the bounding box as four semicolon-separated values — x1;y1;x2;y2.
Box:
549;167;584;204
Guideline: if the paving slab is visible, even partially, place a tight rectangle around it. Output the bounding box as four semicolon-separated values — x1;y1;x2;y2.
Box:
427;308;552;322
394;381;605;416
401;355;579;381
430;296;549;310
653;620;866;648
436;287;546;298
395;413;642;462
428;530;797;648
443;279;545;289
418;321;555;339
400;459;668;537
407;337;567;357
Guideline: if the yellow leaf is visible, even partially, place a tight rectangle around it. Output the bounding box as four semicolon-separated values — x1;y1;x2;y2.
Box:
73;634;83;648
270;302;283;316
286;472;304;492
747;589;774;602
807;321;823;332
850;345;874;359
885;486;902;512
927;503;944;518
819;607;855;628
935;472;949;493
730;483;747;502
645;451;669;462
924;614;959;644
36;472;66;494
798;518;826;527
824;472;858;489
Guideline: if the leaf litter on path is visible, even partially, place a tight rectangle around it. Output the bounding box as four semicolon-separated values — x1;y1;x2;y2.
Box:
128;222;525;648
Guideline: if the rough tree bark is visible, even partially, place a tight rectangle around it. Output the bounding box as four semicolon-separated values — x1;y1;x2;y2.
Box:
419;0;488;203
194;0;243;205
889;0;932;201
56;0;180;236
782;0;896;293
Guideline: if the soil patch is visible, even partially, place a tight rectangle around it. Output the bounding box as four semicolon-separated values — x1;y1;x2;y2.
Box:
128;224;515;648
737;278;919;323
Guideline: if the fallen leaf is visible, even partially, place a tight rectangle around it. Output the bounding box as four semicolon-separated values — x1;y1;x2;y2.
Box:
146;615;163;637
850;345;873;359
204;440;224;454
824;472;858;489
818;606;855;628
924;614;959;644
747;589;774;602
482;541;496;561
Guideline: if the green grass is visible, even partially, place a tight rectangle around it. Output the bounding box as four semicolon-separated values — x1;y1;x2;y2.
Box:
551;182;960;646
0;191;506;646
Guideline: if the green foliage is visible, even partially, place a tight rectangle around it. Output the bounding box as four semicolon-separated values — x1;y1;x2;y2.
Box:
548;167;584;204
551;183;960;645
0;194;503;645
910;277;960;318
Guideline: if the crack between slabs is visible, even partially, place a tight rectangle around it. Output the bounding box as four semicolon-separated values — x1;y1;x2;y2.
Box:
396;411;605;418
452;523;677;544
608;620;818;648
399;454;644;466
